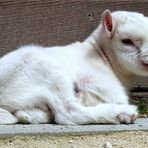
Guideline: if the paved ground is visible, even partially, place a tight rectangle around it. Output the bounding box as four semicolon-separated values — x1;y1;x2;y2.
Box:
0;118;147;137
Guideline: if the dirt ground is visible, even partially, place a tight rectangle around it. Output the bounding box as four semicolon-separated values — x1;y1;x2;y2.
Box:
0;131;147;148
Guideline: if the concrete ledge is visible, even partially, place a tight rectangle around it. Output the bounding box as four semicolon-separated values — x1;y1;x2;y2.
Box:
0;118;147;138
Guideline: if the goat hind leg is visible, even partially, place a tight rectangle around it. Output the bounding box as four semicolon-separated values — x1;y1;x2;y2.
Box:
0;108;18;124
14;108;53;124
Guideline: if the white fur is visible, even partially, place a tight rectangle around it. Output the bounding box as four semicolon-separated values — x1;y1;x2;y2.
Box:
0;10;147;124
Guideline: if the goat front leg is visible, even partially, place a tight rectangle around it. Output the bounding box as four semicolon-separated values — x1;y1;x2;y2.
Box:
65;102;137;124
75;74;129;105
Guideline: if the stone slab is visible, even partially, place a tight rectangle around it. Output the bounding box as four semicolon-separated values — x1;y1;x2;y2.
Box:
0;118;147;138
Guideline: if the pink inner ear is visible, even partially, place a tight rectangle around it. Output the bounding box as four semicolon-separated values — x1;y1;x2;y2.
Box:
105;15;112;32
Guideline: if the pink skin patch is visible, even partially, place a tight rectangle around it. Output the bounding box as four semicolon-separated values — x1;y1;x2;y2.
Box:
75;75;94;97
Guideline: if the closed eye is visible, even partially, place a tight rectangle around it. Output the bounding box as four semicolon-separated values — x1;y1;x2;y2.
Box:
121;39;134;46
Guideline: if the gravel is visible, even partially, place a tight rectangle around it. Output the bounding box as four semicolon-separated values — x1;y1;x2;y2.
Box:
0;131;147;148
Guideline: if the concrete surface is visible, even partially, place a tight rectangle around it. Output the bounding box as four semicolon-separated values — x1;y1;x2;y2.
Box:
0;118;147;138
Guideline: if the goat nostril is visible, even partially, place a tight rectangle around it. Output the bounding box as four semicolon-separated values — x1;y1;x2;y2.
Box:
142;61;148;67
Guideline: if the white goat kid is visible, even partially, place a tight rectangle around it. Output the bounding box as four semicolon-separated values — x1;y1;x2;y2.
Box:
0;10;148;125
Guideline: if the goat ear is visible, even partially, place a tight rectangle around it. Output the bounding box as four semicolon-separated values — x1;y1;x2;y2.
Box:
102;9;113;38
